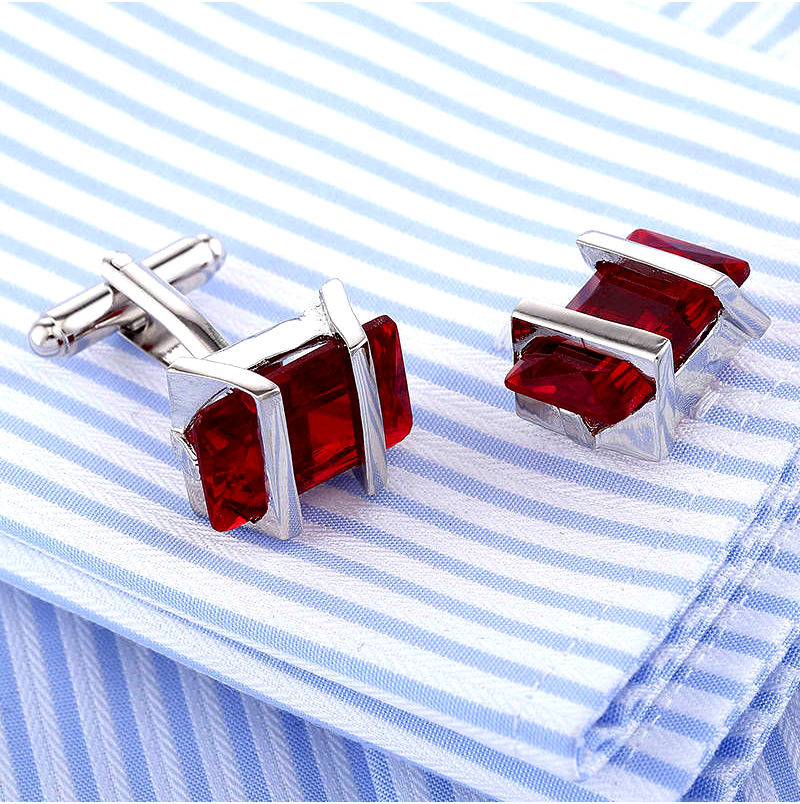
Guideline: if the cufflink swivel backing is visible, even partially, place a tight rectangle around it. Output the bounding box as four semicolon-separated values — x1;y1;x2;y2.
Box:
29;235;412;538
505;229;771;461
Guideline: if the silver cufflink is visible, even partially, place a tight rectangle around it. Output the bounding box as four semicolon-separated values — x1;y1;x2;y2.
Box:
504;229;771;461
29;235;412;537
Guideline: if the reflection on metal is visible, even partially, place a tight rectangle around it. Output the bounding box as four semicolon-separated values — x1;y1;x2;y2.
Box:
29;235;388;537
511;231;771;461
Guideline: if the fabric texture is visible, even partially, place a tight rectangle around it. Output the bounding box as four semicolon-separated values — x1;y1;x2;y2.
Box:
0;578;488;802
1;2;800;800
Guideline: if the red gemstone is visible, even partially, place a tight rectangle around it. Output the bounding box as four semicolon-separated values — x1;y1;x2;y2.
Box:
186;316;412;531
187;388;268;532
505;230;750;430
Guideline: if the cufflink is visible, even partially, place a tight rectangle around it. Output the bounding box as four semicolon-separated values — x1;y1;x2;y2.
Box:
29;235;412;538
505;229;771;461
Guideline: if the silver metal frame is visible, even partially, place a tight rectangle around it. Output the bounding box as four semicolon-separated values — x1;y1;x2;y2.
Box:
512;231;771;460
28;236;389;538
164;278;387;538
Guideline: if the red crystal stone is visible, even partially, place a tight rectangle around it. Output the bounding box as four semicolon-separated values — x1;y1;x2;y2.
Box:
186;315;412;532
505;230;751;430
505;321;656;434
187;389;267;532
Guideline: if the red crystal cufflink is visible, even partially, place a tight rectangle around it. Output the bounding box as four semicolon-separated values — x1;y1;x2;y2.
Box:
29;235;412;537
505;229;771;460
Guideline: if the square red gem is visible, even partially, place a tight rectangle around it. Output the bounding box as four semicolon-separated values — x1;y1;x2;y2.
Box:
505;230;750;431
186;315;412;532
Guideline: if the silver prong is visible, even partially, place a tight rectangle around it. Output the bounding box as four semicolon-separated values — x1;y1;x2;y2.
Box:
28;235;226;360
167;356;302;540
320;279;388;495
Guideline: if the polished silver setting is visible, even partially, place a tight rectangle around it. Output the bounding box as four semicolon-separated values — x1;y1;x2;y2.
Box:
28;236;388;537
511;230;771;460
320;279;387;495
188;279;389;521
166;357;301;540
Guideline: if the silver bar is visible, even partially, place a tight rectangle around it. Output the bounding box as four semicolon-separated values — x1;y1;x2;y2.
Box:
513;298;671;380
320;279;388;495
101;252;228;366
28;234;225;360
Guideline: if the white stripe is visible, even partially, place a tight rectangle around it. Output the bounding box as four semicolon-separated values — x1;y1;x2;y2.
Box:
54;608;133;801
176;665;246;801
241;696;303;802
738;748;778;802
0;585;75;801
306;720;360;801
385;751;432;800
114;636;189;801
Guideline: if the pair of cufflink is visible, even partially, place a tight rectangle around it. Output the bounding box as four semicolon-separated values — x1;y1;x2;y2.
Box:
29;229;770;538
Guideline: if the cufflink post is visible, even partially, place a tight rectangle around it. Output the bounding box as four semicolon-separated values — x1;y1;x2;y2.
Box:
28;234;226;366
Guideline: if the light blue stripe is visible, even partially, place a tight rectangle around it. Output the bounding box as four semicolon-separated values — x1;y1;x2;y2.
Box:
90;627;157;801
425;770;456;802
281;711;327;801
344;740;378;802
753;6;800;52
661;3;692;19
0;602;42;801
707;4;757;37
29;597;99;800
149;652;212;801
539;3;800;106
215;684;271;801
364;748;396;802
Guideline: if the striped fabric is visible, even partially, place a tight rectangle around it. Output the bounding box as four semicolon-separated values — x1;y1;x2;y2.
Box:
1;3;800;800
649;2;800;57
0;578;488;802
